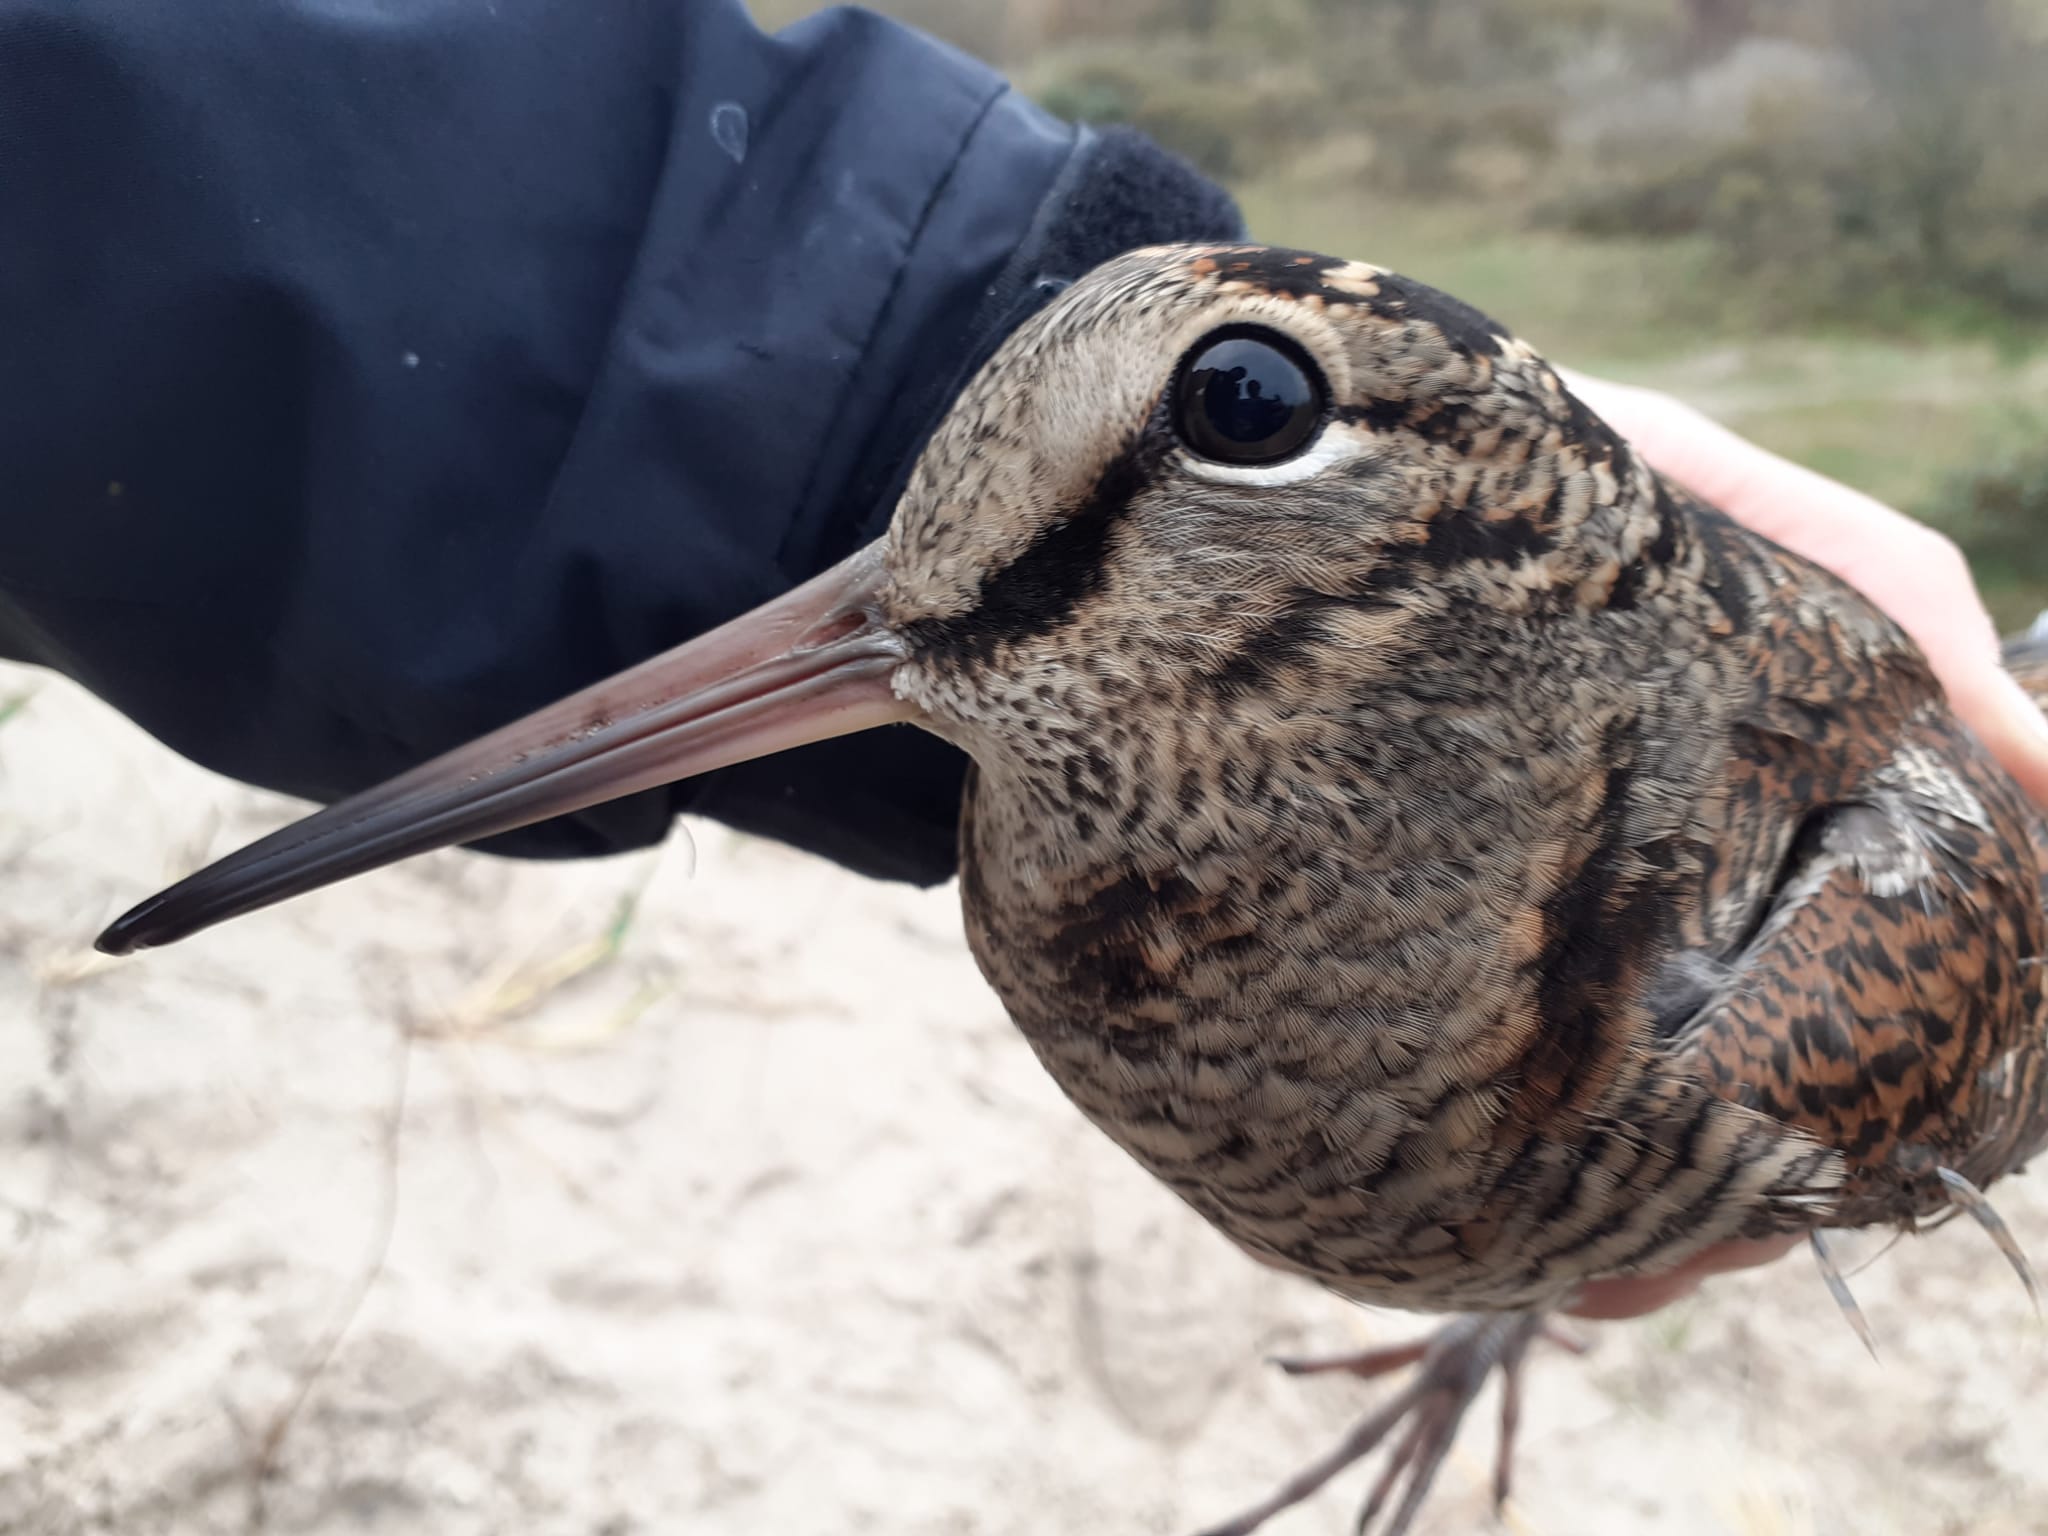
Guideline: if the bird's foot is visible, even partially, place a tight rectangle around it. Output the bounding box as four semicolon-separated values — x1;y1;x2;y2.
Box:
1195;1310;1576;1536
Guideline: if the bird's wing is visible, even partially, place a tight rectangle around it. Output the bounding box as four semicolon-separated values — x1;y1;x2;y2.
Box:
1659;525;2048;1226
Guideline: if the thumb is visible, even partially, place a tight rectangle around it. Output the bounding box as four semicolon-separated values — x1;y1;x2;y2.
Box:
1949;648;2048;811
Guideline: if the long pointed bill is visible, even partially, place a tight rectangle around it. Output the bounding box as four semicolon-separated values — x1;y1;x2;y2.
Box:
96;542;917;956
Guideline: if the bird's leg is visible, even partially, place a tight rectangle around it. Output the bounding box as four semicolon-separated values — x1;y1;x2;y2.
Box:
1196;1311;1556;1536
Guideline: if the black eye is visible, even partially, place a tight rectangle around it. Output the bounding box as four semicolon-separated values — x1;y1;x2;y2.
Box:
1173;327;1327;466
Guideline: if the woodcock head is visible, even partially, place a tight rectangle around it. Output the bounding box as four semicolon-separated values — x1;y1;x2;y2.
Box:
98;245;1679;954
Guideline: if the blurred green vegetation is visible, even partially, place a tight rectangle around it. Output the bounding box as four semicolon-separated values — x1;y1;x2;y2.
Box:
751;0;2048;626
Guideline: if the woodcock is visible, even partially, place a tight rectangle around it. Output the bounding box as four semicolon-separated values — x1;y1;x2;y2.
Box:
98;245;2048;1534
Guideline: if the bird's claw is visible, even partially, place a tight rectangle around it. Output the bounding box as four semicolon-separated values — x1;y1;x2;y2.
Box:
1197;1312;1552;1536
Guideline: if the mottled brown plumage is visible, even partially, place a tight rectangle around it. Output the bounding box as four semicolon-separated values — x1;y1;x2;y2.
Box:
872;246;2048;1529
97;244;2048;1534
889;246;2044;1287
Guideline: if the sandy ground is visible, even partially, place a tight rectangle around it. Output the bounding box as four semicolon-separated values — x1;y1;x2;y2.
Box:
3;659;2046;1536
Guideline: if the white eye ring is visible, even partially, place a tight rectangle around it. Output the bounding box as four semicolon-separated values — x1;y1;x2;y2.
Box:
1177;424;1357;488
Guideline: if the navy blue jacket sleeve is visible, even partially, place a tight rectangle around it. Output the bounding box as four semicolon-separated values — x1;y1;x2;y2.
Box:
0;0;1241;884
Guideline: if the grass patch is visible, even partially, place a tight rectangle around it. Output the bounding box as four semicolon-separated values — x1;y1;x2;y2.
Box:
1234;184;1726;362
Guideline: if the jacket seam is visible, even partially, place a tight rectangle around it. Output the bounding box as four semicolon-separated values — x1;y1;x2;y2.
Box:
772;78;1014;575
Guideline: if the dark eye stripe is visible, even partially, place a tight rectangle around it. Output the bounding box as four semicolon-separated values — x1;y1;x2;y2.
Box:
901;442;1151;665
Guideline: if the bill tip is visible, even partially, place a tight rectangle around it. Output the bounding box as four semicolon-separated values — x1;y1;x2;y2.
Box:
94;901;162;957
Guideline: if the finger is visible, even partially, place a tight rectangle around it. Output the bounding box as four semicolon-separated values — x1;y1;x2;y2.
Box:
1934;657;2048;810
1563;1233;1802;1321
1562;1268;1703;1321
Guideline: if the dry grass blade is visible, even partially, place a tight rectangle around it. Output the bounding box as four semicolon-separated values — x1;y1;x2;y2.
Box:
243;1011;414;1533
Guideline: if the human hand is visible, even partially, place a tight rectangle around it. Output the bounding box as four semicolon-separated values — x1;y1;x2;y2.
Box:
1563;369;2048;811
1563;1234;1800;1320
